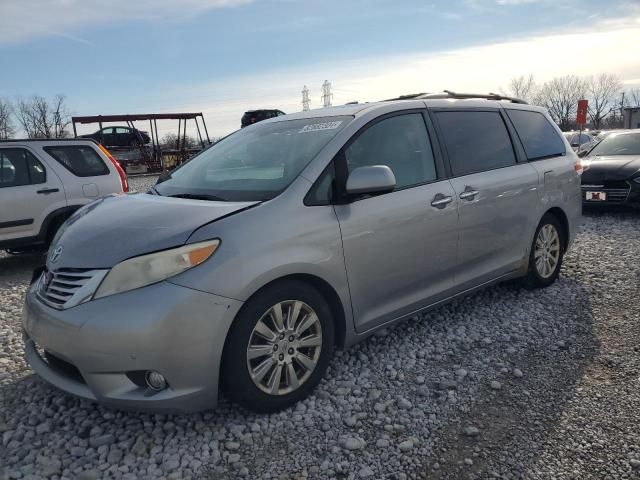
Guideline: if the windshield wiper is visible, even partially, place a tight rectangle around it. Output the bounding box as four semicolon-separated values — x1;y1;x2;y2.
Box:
168;193;228;202
149;185;160;195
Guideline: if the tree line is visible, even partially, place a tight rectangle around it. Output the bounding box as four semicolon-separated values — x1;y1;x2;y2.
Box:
0;94;71;140
0;95;201;147
2;76;639;141
501;73;639;131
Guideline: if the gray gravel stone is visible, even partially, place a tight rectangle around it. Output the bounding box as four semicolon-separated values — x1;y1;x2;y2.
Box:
398;440;414;452
1;209;639;480
342;437;366;451
463;426;480;437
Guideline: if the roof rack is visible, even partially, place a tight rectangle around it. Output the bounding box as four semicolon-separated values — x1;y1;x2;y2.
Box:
383;92;429;101
0;138;96;143
418;90;528;104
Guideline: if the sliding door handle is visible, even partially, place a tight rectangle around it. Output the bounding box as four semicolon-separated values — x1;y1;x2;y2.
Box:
37;188;59;194
430;194;453;209
459;187;479;200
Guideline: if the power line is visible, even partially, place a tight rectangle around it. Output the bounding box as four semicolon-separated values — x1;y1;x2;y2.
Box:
302;85;311;111
321;80;333;108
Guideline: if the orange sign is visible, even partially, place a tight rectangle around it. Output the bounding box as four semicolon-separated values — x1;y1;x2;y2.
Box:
576;99;588;125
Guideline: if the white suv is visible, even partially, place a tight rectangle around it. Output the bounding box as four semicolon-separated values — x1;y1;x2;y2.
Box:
0;139;128;252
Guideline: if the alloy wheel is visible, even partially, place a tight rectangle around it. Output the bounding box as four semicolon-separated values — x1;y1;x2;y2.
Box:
534;224;561;279
246;300;323;396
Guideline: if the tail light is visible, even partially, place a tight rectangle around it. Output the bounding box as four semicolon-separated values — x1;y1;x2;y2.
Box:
574;158;585;175
97;143;129;193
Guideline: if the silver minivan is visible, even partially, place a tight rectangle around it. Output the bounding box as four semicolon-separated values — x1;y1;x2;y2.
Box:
22;93;582;413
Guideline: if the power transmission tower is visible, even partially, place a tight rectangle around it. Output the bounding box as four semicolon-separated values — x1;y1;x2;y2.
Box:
302;85;311;111
321;80;333;107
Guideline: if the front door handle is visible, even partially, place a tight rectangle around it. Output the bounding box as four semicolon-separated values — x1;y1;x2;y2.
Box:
430;194;453;209
459;187;479;200
37;188;60;195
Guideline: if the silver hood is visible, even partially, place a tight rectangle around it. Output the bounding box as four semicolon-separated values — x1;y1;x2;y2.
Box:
48;193;259;268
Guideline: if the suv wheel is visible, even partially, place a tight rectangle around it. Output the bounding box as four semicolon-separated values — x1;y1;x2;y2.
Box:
221;281;334;413
523;213;565;288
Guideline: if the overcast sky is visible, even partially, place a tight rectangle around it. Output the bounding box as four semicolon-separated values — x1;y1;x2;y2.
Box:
1;0;639;137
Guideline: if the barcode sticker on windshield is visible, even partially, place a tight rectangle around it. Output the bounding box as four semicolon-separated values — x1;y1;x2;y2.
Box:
299;121;343;133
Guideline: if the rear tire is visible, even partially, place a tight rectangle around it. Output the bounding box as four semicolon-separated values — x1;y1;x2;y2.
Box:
221;281;334;413
523;213;565;289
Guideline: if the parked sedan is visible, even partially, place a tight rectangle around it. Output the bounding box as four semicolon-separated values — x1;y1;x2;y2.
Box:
581;130;640;207
80;126;151;147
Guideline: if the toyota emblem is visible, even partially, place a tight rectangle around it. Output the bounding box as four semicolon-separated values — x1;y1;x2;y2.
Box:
50;245;63;264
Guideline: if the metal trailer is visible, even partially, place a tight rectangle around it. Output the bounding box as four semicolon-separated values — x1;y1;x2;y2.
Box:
71;113;212;174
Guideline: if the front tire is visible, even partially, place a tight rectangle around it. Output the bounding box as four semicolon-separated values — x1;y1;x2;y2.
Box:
523;213;565;289
221;281;335;413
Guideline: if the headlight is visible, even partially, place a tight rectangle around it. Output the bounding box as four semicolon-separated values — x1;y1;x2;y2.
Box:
94;239;220;299
633;177;640;184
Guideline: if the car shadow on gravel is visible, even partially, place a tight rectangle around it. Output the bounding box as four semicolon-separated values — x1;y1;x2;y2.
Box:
582;206;640;220
424;278;599;478
0;252;43;286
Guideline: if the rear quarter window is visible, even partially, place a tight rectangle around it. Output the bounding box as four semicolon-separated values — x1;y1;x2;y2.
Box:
44;145;110;177
434;110;516;176
0;148;47;187
506;109;566;160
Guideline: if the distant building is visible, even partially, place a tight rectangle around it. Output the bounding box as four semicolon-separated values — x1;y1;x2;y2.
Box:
623;107;640;129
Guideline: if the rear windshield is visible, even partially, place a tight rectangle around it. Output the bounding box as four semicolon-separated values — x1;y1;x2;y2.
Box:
588;132;640;156
156;116;351;202
44;145;110;177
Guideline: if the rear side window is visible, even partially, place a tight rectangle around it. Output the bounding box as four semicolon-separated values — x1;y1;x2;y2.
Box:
0;148;47;188
345;113;437;189
435;111;516;176
44;145;110;177
506;110;566;160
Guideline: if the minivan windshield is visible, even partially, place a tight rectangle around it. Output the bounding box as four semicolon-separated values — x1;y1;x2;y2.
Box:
155;116;351;201
588;132;640;157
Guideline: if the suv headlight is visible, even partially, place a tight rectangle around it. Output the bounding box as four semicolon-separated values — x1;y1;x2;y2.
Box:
633;177;640;184
94;239;220;299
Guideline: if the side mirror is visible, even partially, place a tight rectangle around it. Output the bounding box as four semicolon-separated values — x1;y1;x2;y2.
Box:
156;170;172;184
578;150;589;158
346;165;396;196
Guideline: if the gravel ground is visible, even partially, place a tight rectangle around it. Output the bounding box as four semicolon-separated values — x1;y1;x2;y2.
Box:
1;194;639;479
128;174;158;194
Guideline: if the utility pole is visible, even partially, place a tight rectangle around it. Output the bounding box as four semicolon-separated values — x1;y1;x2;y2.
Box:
302;85;311;112
321;80;333;108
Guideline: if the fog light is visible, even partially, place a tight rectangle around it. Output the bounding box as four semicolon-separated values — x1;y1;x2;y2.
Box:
145;371;167;391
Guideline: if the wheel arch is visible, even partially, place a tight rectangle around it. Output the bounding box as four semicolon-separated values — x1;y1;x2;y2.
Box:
38;205;83;243
230;273;348;349
544;207;569;252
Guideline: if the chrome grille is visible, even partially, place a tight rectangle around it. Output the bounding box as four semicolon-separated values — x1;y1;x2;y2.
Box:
582;181;631;204
37;268;108;310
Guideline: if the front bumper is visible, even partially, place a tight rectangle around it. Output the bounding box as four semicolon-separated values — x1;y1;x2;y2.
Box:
22;280;243;413
581;180;640;207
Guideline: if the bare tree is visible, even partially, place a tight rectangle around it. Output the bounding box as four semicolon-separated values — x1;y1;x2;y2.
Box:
14;94;70;139
51;94;71;138
629;88;640;108
536;75;586;130
585;74;623;129
502;74;537;103
0;98;15;140
160;132;198;149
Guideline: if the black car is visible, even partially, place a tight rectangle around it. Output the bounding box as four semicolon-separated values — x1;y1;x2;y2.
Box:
80;126;151;147
241;109;285;128
581;130;640;208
